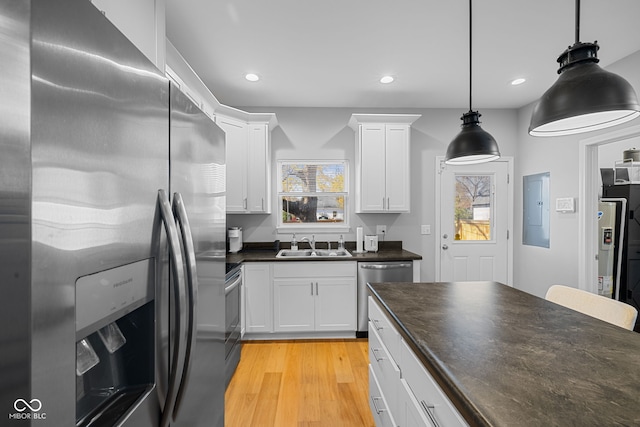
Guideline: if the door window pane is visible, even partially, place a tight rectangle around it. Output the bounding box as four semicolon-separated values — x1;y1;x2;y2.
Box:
454;175;492;241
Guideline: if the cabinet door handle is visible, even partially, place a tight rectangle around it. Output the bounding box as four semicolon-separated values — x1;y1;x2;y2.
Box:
372;348;385;362
371;396;387;414
420;400;441;427
243;198;247;209
315;282;318;295
387;197;390;210
310;282;313;295
261;198;264;211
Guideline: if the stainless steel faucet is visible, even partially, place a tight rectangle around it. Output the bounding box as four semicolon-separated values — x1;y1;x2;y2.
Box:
301;235;316;252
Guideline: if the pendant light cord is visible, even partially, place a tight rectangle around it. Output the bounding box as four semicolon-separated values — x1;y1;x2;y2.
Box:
575;0;580;43
468;0;472;112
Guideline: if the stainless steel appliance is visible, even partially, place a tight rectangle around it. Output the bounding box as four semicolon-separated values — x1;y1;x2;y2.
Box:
224;263;243;385
164;80;226;427
602;183;640;331
356;262;413;337
597;199;626;299
0;1;225;425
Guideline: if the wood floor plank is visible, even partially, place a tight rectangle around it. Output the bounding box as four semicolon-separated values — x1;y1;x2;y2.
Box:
251;372;282;426
225;339;374;427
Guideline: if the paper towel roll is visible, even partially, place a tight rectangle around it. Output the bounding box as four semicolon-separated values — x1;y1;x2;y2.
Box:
356;226;364;253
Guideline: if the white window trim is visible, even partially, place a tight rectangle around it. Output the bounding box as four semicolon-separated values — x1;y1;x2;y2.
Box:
276;160;350;233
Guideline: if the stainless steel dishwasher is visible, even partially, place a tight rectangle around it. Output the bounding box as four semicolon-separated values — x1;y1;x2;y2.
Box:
357;261;413;337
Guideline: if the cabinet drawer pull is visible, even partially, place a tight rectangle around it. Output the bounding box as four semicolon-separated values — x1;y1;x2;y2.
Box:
310;282;313;295
372;319;383;331
420;400;441;427
371;396;387;414
372;348;385;362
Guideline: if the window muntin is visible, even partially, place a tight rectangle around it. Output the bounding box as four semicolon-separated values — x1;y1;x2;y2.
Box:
278;161;348;227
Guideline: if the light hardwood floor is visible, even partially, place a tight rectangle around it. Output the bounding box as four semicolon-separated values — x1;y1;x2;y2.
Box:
225;339;375;427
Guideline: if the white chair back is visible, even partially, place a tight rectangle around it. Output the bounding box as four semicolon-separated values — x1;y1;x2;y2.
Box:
545;285;637;330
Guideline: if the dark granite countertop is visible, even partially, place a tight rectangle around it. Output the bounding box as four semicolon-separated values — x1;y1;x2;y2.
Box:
226;240;421;265
368;281;640;427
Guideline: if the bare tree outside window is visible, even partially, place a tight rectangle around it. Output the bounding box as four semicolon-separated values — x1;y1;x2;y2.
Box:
280;162;347;226
454;175;492;240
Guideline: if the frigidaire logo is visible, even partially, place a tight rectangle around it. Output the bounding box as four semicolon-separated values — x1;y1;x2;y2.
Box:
8;398;46;420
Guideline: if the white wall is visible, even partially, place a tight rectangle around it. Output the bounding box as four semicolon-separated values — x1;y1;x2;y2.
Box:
229;107;518;282
233;50;640;294
513;50;640;297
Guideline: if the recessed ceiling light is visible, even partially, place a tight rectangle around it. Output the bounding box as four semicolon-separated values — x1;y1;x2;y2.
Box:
380;75;394;84
245;73;259;82
511;78;526;86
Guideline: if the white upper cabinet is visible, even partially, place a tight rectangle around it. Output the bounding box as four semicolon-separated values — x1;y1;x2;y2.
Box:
349;114;421;213
217;113;275;214
217;115;247;212
246;123;270;213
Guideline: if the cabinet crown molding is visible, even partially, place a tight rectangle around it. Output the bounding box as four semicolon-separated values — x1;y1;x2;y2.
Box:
348;113;421;130
215;107;279;130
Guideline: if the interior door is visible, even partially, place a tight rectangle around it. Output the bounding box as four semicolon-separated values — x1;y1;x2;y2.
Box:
436;158;512;284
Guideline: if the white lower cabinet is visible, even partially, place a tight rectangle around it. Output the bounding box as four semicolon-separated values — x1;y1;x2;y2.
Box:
273;262;356;332
243;263;273;333
369;364;398;427
368;296;468;427
400;378;434;427
400;340;468;427
369;321;401;424
272;278;315;331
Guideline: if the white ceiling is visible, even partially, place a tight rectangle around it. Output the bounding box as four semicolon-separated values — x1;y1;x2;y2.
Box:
166;0;640;110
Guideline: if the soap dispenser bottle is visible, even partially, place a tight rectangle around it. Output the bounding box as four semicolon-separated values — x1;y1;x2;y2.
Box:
338;235;345;251
291;234;298;251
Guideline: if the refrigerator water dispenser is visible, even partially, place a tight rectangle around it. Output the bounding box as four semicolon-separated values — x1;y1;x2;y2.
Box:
75;259;155;427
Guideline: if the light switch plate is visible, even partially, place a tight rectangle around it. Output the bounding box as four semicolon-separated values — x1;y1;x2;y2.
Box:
556;197;575;213
421;225;431;235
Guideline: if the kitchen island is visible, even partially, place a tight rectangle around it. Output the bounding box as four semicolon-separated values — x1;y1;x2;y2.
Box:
368;281;640;426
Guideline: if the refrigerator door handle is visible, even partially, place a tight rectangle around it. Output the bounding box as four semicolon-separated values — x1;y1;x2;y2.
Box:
157;190;189;427
171;192;199;419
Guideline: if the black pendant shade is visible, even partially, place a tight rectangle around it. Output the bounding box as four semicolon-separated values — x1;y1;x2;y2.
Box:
446;111;500;165
529;2;640;136
444;0;500;165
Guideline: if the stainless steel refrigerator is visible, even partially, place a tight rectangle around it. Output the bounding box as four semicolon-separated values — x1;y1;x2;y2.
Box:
0;1;225;425
597;199;626;300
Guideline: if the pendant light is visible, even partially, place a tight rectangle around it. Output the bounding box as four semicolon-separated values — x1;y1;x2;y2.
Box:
445;0;500;165
529;0;640;137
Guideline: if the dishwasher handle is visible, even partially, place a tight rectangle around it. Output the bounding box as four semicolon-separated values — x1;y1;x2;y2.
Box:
359;263;412;270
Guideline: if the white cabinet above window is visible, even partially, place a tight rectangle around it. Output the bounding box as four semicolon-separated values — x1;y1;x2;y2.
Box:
216;112;277;214
349;114;421;213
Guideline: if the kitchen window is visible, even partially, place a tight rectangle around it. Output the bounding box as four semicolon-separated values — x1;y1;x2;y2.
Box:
277;161;348;230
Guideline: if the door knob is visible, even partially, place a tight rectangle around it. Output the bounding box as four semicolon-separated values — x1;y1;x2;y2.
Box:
442;244;448;250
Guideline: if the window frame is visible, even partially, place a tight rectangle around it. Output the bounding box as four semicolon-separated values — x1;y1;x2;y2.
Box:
276;160;350;233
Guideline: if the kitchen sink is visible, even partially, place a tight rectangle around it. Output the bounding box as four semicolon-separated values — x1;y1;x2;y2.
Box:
276;249;352;258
